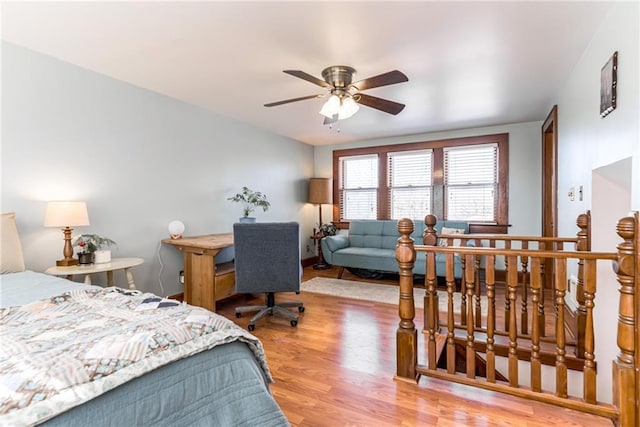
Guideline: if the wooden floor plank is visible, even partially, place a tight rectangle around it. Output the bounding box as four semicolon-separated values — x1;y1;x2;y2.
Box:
213;266;613;427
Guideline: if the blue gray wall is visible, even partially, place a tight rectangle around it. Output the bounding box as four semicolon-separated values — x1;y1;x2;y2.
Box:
1;42;316;296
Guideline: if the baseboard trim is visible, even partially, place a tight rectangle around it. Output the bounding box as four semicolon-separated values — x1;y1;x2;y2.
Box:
302;256;318;268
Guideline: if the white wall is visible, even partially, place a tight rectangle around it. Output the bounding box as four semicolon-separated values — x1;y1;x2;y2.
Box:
555;2;639;236
314;121;543;236
552;2;639;404
1;42;316;296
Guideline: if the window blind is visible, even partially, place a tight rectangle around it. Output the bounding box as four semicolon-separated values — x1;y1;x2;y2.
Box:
444;144;497;221
339;154;378;220
387;150;433;219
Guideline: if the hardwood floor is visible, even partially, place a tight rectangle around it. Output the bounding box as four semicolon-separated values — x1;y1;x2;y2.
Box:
214;266;613;427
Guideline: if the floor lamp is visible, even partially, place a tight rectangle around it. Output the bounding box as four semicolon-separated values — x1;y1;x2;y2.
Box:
308;178;332;270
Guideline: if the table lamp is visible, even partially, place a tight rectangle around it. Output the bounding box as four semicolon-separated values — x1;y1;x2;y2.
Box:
308;178;332;269
168;220;185;239
44;201;90;266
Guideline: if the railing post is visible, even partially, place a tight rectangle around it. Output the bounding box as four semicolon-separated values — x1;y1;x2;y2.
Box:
575;211;590;358
612;214;637;426
424;214;438;246
395;218;418;383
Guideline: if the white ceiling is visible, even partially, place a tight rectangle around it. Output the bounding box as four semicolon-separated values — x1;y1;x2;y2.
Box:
1;1;613;146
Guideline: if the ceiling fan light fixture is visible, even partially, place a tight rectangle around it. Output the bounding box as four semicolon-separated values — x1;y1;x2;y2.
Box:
319;94;341;118
338;95;359;120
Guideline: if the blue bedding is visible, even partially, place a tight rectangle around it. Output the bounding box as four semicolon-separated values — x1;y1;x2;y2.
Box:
43;341;287;427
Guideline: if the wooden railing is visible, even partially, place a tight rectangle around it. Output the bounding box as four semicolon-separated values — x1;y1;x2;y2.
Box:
422;212;591;355
395;212;639;425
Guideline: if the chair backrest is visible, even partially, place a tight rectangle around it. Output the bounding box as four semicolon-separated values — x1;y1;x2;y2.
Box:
233;222;301;294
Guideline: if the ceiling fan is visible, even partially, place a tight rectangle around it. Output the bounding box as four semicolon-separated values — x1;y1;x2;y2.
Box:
264;65;408;125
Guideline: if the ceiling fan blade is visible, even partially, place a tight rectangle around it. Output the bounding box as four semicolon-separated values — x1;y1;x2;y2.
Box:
323;114;338;126
350;70;408;91
283;70;333;89
356;93;406;115
264;94;324;107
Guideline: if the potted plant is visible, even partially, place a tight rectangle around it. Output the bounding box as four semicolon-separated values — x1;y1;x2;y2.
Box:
317;223;337;238
227;187;270;223
74;234;117;264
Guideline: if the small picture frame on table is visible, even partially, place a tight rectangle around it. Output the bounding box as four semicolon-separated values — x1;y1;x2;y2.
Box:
600;51;618;118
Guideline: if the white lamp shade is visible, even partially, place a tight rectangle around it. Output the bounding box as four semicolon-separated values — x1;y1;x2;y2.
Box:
44;201;90;227
168;220;185;239
338;96;360;120
319;94;341;118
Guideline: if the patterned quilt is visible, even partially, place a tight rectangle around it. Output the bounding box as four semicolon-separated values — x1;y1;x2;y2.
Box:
0;287;272;426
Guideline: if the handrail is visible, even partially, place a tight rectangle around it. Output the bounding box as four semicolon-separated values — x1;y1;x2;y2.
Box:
412;245;617;260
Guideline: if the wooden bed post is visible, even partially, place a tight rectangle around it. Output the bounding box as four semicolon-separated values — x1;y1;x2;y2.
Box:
575;211;590;358
612;213;637;427
395;218;418;383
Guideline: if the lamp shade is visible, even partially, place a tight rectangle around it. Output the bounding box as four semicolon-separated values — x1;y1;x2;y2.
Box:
44;201;90;227
308;178;332;205
319;95;340;118
168;220;185;239
338;96;359;120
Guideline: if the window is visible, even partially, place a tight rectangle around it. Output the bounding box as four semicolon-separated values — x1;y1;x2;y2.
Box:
332;134;508;230
388;150;433;220
339;154;378;220
444;144;497;221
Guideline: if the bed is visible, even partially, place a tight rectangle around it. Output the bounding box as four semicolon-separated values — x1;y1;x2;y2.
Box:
0;213;289;426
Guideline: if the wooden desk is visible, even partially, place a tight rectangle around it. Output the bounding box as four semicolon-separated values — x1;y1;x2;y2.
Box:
44;257;144;290
161;233;234;312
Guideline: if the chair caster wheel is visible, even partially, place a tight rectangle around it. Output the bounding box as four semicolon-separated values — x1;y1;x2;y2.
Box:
290;320;298;327
248;324;255;331
298;306;305;313
235;312;242;318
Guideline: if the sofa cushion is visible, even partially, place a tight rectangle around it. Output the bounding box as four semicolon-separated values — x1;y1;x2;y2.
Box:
348;221;384;248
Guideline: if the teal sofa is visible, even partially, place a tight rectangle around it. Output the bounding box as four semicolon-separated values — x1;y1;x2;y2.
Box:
321;219;470;279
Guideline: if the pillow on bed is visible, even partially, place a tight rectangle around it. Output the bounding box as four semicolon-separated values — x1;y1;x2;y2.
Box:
1;212;26;273
438;227;465;247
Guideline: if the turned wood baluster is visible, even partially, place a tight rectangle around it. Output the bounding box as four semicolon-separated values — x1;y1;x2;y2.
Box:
424;214;439;333
506;255;519;387
395;218;418;382
554;258;568;398
583;258;597;404
504;241;512;332
538;240;547;337
575;212;590;359
485;254;497;383
530;257;542;392
612;214;637;427
426;250;438;370
520;242;530;335
465;253;476;378
460;251;467;327
446;253;456;374
475;254;482;328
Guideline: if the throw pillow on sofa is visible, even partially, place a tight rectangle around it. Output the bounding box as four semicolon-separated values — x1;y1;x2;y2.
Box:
438;227;466;247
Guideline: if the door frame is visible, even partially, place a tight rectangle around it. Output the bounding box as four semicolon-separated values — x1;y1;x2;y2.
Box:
542;105;558;289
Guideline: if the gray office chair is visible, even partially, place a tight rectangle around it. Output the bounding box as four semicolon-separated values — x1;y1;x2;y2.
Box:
233;222;305;331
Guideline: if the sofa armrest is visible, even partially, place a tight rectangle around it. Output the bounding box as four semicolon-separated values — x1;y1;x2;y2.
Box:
321;235;349;266
323;235;349;252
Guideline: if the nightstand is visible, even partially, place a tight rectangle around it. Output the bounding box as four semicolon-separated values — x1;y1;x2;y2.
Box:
44;257;144;290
